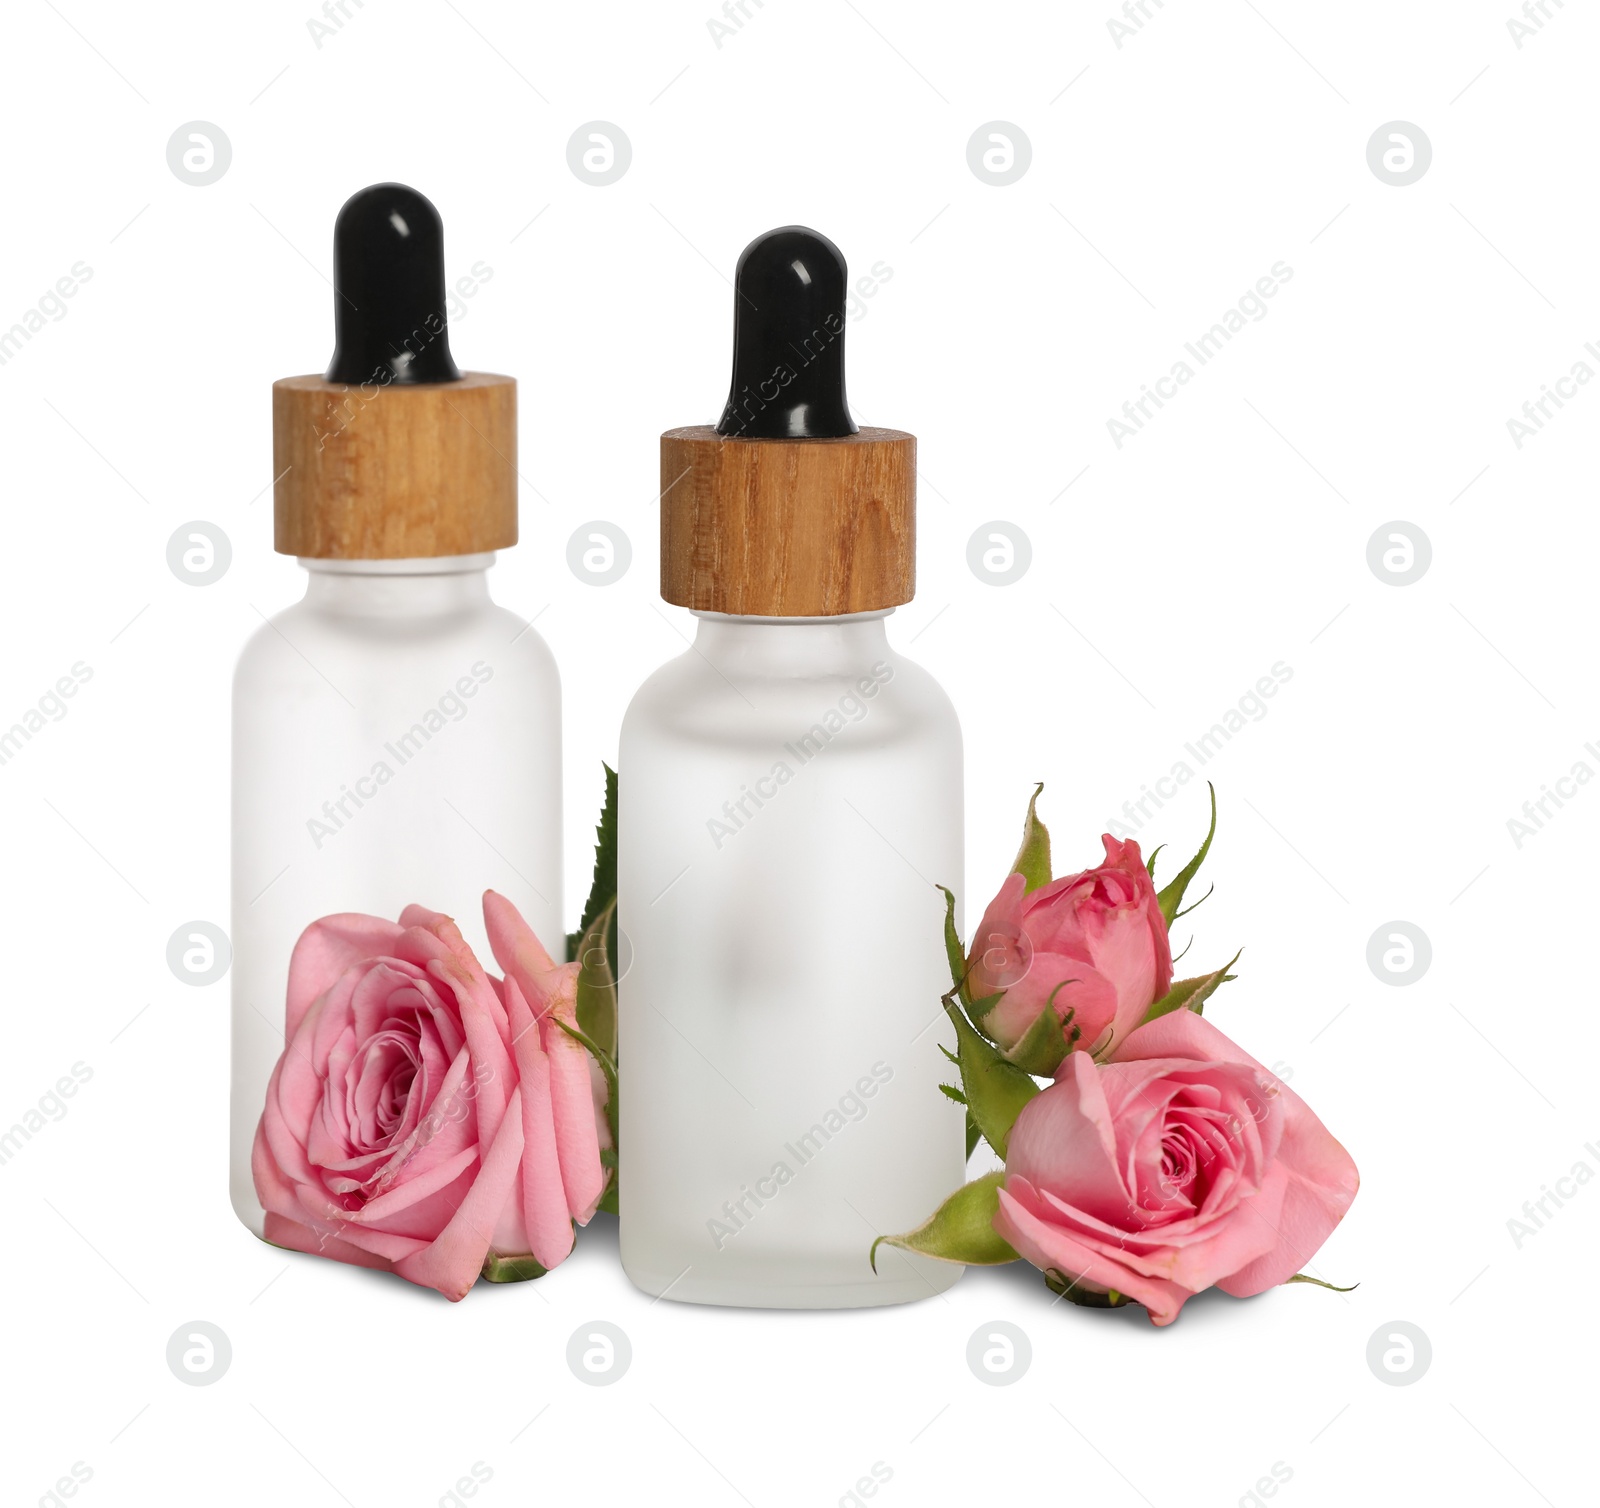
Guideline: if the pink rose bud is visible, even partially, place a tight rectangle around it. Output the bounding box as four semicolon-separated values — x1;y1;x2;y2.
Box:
994;1010;1359;1325
967;835;1173;1058
252;894;607;1301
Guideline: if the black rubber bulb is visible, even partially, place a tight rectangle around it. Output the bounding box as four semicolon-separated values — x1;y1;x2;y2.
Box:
325;183;461;385
716;226;857;439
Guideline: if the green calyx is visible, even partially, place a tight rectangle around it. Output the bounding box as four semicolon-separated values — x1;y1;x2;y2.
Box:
481;1251;551;1283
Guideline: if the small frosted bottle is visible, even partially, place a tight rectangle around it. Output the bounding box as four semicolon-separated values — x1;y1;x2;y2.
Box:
230;185;561;1236
618;227;965;1307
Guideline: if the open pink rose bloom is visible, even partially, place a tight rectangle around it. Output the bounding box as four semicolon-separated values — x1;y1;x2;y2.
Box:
252;892;609;1300
994;1009;1358;1326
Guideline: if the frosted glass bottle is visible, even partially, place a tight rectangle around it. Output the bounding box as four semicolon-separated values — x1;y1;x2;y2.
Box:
618;609;964;1306
230;554;561;1234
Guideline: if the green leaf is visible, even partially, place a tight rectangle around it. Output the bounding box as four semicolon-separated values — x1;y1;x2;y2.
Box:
574;897;618;1060
566;763;618;962
481;1250;550;1283
870;1171;1019;1272
1043;1268;1131;1308
1010;782;1052;892
1000;999;1070;1077
1140;951;1242;1027
943;991;1040;1160
1155;782;1217;927
1286;1272;1358;1293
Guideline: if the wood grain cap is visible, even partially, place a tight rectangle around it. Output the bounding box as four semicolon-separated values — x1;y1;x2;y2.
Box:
273;371;517;559
660;425;915;616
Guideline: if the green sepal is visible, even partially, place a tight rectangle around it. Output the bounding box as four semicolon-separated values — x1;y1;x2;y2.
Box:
574;897;618;1060
566;763;617;962
935;884;1039;1156
597;1147;619;1216
1000;999;1071;1077
1286;1272;1358;1293
1043;1267;1131;1307
481;1251;550;1283
1140;951;1242;1027
939;884;971;1003
939;881;1003;1042
1145;843;1165;879
1010;783;1052;893
943;990;1040;1160
870;1171;1019;1272
939;1083;968;1105
1003;978;1082;1075
965;991;1004;1045
1172;883;1214;921
1155;782;1217;927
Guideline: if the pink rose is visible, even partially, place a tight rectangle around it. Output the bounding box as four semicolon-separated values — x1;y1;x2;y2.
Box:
252;892;607;1301
993;1009;1358;1326
968;835;1173;1056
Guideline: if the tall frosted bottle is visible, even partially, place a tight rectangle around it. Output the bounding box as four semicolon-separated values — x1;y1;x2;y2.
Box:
618;228;965;1306
230;185;561;1235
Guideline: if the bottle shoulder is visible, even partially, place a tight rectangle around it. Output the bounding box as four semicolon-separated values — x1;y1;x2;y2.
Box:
234;596;558;694
621;636;961;753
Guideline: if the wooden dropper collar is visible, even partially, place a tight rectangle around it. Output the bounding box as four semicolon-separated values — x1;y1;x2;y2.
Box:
271;182;518;560
660;225;916;617
273;372;517;559
659;425;914;616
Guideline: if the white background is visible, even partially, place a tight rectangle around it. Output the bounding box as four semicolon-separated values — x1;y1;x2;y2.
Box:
2;1;1595;1504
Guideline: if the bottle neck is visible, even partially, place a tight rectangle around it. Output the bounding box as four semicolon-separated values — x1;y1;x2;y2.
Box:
298;553;495;618
690;610;893;676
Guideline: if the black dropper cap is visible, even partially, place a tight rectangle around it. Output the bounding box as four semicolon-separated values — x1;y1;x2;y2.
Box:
716;226;857;439
325;183;461;385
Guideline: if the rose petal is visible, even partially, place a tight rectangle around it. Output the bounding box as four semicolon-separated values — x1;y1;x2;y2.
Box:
1005;1052;1131;1225
394;1086;527;1301
263;1212;396;1275
506;977;576;1269
284;914;407;1039
995;1182;1192;1326
543;975;607;1224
